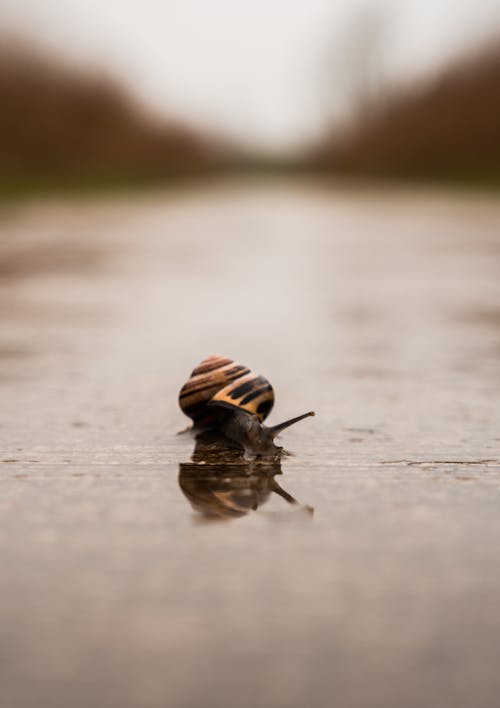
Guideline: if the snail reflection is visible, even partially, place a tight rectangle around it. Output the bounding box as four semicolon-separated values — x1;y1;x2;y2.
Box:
179;432;313;522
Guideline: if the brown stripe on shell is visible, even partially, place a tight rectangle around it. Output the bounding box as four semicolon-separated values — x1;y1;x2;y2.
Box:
210;372;274;422
239;382;273;405
179;355;258;428
191;355;233;376
179;367;250;401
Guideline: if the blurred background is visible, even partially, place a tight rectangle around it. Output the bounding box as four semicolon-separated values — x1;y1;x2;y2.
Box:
1;0;500;191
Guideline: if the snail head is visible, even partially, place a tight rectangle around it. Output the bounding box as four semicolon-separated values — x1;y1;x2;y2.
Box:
220;408;315;460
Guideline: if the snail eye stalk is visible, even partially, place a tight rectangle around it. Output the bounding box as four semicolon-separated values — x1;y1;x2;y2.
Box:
268;411;315;439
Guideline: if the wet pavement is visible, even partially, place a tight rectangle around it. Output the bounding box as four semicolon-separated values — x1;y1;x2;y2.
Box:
1;180;500;708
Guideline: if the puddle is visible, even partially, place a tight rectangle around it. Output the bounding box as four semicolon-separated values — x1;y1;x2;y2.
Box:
179;432;314;521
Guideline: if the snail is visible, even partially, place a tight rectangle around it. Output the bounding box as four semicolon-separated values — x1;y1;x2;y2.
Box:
178;355;315;459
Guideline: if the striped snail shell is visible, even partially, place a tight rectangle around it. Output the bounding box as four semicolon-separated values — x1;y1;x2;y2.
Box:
178;355;274;429
178;355;315;459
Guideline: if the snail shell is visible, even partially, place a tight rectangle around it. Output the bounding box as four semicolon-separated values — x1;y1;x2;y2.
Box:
178;354;275;429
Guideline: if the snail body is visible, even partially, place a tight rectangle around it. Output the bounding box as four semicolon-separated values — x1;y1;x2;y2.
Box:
179;355;314;459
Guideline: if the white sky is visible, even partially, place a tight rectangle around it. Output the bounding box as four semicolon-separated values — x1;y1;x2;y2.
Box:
2;0;500;152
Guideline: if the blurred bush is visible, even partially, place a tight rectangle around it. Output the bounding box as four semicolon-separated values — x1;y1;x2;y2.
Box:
0;38;219;195
312;40;500;185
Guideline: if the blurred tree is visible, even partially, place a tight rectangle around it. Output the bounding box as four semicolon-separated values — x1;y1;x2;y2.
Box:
313;34;500;184
320;5;392;129
0;37;219;195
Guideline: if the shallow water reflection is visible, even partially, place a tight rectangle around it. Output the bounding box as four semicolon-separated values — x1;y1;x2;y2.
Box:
179;432;314;522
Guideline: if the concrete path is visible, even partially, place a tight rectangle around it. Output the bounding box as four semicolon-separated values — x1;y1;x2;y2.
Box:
1;181;500;708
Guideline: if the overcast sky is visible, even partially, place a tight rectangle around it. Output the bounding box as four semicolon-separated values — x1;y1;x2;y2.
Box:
2;0;500;152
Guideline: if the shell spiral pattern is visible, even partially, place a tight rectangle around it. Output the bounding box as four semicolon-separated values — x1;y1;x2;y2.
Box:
179;355;275;429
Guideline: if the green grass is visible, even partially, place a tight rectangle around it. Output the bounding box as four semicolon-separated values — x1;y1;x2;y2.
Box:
0;170;224;203
1;164;499;204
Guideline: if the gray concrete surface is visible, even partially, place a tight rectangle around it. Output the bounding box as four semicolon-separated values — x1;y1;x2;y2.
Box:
1;181;500;708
